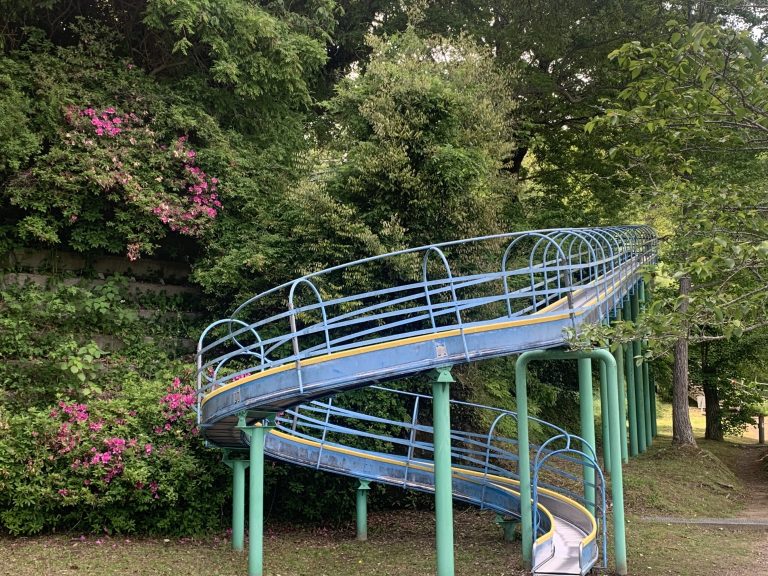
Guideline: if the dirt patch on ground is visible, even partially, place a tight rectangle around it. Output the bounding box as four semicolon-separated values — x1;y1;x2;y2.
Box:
724;443;768;519
726;442;768;573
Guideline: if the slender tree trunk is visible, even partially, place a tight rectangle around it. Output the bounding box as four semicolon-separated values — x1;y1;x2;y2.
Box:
672;276;697;446
701;341;723;440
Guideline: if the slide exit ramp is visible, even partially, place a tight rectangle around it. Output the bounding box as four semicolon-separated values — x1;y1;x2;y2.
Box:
266;385;607;576
196;226;656;573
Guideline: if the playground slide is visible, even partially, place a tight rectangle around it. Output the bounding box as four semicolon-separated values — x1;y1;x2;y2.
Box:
196;227;656;574
261;396;600;575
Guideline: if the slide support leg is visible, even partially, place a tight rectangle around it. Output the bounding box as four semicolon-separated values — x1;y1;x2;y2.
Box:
514;359;533;568
650;369;658;438
431;367;455;576
631;290;647;453
238;414;275;576
517;350;628;575
603;352;628;575
579;358;597;512
639;280;653;447
599;360;611;475
233;458;248;552
623;299;638;457
613;325;629;463
222;450;249;553
356;479;371;541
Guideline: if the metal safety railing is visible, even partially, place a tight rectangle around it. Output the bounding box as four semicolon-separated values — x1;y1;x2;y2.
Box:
270;385;605;547
196;226;656;401
532;434;608;572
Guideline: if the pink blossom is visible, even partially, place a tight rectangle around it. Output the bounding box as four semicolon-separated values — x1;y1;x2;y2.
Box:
105;437;126;454
127;243;141;261
58;489;69;496
144;443;153;455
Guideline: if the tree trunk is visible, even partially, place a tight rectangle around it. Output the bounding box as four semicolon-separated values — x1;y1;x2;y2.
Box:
672;276;697;446
701;341;724;441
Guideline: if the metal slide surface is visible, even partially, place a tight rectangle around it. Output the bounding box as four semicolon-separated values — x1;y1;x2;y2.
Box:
196;227;656;575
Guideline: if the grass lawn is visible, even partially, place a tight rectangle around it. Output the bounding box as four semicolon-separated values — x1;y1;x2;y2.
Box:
3;403;766;576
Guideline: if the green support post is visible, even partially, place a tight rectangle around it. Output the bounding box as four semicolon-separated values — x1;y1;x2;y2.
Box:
643;361;652;447
602;351;628;575
517;350;628;575
356;479;371;541
238;413;275;576
223;452;249;553
623;298;638;457
630;290;647;453
650;370;658;438
514;359;534;569
578;358;596;513
431;367;455;576
494;514;520;542
613;310;629;463
639;281;653;448
599;360;611;475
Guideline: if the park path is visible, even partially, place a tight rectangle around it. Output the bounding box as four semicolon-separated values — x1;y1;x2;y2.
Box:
730;442;768;574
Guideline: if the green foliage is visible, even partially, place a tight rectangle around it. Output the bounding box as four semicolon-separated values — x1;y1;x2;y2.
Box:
0;276;201;409
0;69;39;173
323;29;517;246
143;0;330;103
0;370;228;535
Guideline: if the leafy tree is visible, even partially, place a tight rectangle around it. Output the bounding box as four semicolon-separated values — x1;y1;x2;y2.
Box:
693;331;768;440
586;21;768;445
323;28;518;247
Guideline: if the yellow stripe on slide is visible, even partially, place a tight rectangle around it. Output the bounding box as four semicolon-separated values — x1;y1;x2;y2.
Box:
201;309;575;406
268;429;596;550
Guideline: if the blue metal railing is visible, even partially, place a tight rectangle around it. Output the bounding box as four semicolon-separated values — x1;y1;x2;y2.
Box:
196;226;657;401
532;433;608;573
272;384;602;540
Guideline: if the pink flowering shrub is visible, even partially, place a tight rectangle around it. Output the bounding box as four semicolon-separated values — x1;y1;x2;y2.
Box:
0;371;228;535
57;105;223;260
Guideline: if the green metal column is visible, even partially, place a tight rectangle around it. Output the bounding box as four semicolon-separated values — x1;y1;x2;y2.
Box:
232;458;248;552
599;360;611;475
356;479;371;541
650;370;658;438
431;367;455;576
514;359;533;568
630;290;647;453
613;310;629;463
644;280;658;439
578;358;596;515
599;350;628;576
623;298;638;457
643;361;652;446
517;350;627;574
494;514;520;542
639;280;653;448
239;414;275;576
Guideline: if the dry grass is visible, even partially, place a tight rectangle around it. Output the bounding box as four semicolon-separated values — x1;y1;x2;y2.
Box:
2;510;524;576
3;404;766;576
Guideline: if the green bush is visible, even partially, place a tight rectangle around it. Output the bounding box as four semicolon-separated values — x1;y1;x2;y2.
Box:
0;369;228;535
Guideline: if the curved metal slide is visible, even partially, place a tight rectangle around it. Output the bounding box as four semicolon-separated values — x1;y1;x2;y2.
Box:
196;227;656;575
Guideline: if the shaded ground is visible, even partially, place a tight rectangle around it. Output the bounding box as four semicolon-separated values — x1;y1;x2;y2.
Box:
2;509;524;576
625;406;768;576
3;405;767;576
